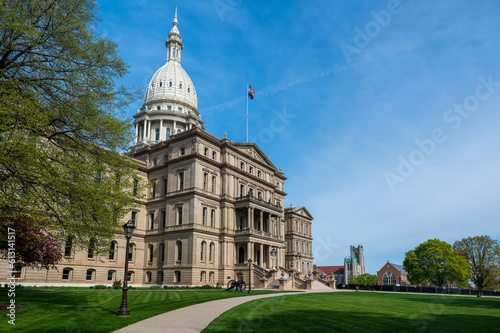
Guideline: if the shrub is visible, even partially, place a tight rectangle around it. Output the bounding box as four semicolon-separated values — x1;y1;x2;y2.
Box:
113;280;122;289
149;285;161;289
94;285;107;289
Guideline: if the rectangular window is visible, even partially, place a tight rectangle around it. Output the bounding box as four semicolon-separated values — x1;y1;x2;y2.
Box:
212;176;216;193
127;272;132;282
177;206;183;225
211;209;215;227
163;179;167;195
86;270;93;281
212;151;216;159
131;211;137;226
204;147;208;156
161;211;166;228
150;213;154;230
62;269;71;280
107;271;114;281
180;147;185;155
203;173;208;191
167;105;172;110
178;172;184;190
152;182;156;198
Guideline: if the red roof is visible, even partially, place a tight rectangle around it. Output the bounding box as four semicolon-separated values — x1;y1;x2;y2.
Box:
316;266;344;275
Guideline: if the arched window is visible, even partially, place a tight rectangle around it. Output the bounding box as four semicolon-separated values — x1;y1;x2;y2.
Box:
88;238;96;258
107;270;116;281
127;271;134;282
62;268;73;280
109;241;117;260
146;271;152;283
86;269;95;281
159;243;165;262
177;129;181;133
157;271;164;283
200;271;206;283
148;244;154;263
201;241;206;262
64;236;73;257
177;241;182;262
209;272;215;283
175;271;181;283
209;243;215;262
383;271;396;286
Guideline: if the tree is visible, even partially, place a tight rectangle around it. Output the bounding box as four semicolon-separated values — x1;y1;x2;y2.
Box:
0;0;143;262
403;239;470;287
0;209;62;269
453;236;500;297
350;273;377;285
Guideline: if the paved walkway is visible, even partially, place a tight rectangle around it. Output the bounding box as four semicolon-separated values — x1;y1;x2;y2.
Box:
113;287;341;333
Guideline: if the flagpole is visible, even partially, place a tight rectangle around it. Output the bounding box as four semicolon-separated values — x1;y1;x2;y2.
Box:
246;82;249;143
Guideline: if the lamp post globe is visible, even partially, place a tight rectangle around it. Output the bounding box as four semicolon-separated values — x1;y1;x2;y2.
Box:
117;220;136;317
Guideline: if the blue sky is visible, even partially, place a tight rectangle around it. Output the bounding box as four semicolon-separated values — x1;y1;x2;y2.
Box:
96;0;500;275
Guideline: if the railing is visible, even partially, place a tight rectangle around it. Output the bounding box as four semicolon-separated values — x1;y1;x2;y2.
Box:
234;228;280;240
234;194;283;212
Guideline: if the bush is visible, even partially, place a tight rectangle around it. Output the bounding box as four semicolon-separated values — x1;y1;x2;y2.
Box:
113;280;122;289
149;285;161;289
94;285;107;289
200;285;214;289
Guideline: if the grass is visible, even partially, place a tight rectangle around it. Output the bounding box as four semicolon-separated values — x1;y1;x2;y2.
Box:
0;287;286;332
203;292;500;332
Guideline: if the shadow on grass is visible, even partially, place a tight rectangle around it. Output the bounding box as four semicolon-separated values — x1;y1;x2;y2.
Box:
396;294;500;310
204;309;500;333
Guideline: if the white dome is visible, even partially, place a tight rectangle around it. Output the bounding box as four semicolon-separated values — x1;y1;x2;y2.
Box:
144;60;197;110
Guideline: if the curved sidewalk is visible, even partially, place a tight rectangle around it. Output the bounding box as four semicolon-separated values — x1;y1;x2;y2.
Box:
113;288;339;333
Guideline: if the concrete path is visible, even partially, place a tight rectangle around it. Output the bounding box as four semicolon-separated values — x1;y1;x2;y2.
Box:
113;288;341;333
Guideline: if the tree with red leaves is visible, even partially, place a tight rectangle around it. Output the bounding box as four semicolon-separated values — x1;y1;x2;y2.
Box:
0;208;62;269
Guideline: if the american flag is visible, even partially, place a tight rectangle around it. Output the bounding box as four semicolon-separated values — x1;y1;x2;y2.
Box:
248;85;255;99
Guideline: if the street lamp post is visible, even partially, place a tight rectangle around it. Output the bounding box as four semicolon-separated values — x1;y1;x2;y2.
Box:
248;258;253;294
270;247;278;270
117;220;136;317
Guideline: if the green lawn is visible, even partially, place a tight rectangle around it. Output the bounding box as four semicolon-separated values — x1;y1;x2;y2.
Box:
0;288;285;332
203;292;500;333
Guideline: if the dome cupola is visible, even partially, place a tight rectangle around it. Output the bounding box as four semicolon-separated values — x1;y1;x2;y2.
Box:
132;8;203;149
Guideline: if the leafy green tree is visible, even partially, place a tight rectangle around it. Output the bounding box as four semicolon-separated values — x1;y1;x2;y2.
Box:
350;273;377;285
0;0;142;261
453;236;500;297
403;239;470;287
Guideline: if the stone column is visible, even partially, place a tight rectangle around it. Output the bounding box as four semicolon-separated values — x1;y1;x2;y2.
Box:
259;244;263;266
173;120;177;133
147;120;151;142
259;211;263;231
160;119;163;141
143;120;147;141
247;207;251;229
134;123;138;144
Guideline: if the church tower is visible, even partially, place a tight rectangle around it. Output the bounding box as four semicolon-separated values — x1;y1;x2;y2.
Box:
131;8;204;150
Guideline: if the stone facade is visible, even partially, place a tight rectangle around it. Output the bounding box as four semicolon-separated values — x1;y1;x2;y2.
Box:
0;9;314;288
284;206;314;277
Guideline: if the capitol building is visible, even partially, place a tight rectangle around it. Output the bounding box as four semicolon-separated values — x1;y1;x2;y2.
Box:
1;10;314;289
